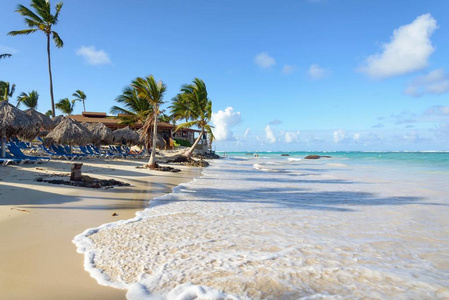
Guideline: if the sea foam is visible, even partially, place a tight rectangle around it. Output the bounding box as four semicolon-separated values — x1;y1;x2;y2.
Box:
74;154;449;299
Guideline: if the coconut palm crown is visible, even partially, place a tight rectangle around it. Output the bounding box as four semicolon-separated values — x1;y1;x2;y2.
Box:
131;75;166;169
0;54;12;59
170;78;214;157
111;86;153;126
55;98;75;115
72;90;86;112
16;90;39;109
8;0;64;118
0;81;16;102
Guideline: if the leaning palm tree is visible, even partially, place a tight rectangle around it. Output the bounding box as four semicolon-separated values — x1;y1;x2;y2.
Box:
111;86;153;125
131;75;166;169
16;90;39;108
0;81;16;101
55;98;75;115
72;90;86;112
170;78;214;158
8;0;63;118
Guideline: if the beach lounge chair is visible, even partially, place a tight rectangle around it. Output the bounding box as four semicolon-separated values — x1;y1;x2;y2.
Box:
7;144;50;163
0;146;28;165
49;145;79;161
62;145;88;160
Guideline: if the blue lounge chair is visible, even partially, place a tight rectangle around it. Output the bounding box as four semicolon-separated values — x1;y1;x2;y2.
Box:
7;144;50;163
50;145;79;161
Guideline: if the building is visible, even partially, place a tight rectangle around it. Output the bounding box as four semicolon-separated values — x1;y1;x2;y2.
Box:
68;112;208;149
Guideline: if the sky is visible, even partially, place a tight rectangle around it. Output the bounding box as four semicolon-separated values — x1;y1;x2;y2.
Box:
1;0;449;151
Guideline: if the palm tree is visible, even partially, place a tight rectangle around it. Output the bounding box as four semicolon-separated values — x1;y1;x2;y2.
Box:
72;90;87;112
170;78;214;158
131;75;166;169
111;86;153;125
8;0;64;118
45;109;52;117
0;54;12;59
55;98;75;115
0;81;16;101
16;90;39;109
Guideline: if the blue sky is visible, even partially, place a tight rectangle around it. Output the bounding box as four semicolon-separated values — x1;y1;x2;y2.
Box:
1;0;449;151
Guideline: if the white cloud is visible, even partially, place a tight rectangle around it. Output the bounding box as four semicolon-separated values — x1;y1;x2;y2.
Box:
211;107;242;141
359;14;438;78
333;129;346;143
243;128;251;139
282;65;295;74
285;131;300;143
254;52;276;68
405;69;449;97
309;64;330;80
76;45;112;65
265;125;277;143
353;133;360;142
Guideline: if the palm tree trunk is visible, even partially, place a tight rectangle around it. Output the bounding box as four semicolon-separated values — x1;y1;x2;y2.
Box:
183;128;204;158
83;100;86;112
148;108;158;169
47;33;55;118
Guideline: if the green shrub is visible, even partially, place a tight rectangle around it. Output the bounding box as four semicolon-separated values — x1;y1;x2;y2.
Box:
174;139;191;147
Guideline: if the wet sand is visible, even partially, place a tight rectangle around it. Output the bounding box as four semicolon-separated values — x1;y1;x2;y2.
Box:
0;158;201;300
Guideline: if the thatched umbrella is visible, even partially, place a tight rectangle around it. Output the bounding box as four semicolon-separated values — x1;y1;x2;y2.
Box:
112;126;140;145
0;101;36;157
52;115;66;126
44;118;93;150
87;122;113;145
24;109;54;130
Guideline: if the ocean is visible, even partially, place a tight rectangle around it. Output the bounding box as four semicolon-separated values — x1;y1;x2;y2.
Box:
74;152;449;299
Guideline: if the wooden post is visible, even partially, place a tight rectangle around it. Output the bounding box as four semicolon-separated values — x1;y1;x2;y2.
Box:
70;163;83;181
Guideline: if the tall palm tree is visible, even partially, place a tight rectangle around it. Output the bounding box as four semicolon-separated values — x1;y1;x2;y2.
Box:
111;86;152;125
72;90;87;112
131;75;166;169
8;0;64;118
16;90;39;109
0;54;12;59
170;78;214;158
55;98;75;115
0;81;16;101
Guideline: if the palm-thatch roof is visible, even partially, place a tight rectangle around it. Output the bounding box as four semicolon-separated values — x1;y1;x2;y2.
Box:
44;117;93;146
0;101;37;140
87;122;113;145
112;126;140;145
24;108;54;130
52;115;66;126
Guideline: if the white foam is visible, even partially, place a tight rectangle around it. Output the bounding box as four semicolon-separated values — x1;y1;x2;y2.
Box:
73;157;449;299
288;157;302;162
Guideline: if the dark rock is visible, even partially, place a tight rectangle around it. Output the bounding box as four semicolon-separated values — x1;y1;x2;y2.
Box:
281;154;290;156
305;155;321;159
35;175;130;189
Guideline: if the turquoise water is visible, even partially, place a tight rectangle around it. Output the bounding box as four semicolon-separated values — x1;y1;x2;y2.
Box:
218;151;449;171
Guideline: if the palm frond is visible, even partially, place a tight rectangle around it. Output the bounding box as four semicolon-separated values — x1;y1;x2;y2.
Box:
52;31;63;48
31;0;52;23
8;29;38;36
15;4;44;24
0;54;12;59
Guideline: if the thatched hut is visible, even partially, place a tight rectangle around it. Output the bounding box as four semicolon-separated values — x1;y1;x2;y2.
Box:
44;118;93;147
87;122;113;146
0;101;36;157
112;126;140;145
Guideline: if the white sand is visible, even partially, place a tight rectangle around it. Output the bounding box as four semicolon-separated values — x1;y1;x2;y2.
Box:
0;157;201;299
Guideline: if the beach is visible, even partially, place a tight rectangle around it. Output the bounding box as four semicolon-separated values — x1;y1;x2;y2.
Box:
0;157;201;300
